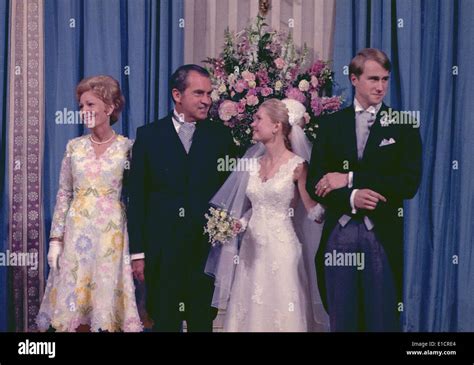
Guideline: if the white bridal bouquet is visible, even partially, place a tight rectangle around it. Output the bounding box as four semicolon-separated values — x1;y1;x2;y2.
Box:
204;207;244;246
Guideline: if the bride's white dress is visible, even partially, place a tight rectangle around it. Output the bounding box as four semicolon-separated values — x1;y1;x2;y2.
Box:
224;154;317;332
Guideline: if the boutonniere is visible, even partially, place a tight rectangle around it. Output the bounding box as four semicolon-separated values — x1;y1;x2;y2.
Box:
379;110;395;127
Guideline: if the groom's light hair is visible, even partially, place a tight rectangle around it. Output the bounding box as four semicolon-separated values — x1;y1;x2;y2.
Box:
349;48;391;80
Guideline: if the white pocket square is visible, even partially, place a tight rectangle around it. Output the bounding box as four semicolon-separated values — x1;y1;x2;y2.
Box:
379;138;396;147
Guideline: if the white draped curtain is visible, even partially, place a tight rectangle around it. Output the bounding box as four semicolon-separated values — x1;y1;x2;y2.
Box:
184;0;336;66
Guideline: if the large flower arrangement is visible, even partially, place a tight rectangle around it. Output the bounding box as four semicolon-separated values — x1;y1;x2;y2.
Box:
204;16;343;149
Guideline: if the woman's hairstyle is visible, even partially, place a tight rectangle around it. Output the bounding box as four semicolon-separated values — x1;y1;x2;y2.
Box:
260;98;292;150
76;75;125;124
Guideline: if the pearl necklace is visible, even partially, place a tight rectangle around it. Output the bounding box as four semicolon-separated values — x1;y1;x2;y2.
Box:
90;131;116;145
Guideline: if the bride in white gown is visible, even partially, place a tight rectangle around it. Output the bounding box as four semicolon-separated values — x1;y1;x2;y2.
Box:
206;98;329;332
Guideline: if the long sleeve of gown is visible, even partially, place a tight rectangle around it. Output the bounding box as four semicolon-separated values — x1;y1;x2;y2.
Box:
50;142;73;240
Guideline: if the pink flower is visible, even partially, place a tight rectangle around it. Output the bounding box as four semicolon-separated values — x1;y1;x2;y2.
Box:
311;75;319;89
303;112;311;125
218;100;238;121
321;96;342;112
309;60;325;76
311;96;323;116
246;95;259;106
261;87;273;97
234;79;248;93
256;69;269;85
237;100;246;113
247;88;258;97
275;58;286;69
241;70;256;82
97;197;114;215
285;87;306;104
289;67;300;81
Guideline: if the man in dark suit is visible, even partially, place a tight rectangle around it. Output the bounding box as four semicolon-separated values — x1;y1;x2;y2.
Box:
127;65;237;332
307;48;422;331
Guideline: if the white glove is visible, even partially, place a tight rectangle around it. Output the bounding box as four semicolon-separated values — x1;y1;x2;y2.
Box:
308;203;326;223
241;217;250;231
47;241;63;270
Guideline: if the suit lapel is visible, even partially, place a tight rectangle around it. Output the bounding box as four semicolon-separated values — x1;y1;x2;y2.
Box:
188;120;211;158
159;114;189;164
341;106;359;167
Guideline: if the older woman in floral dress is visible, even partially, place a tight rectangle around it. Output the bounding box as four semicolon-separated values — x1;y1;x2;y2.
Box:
36;75;142;332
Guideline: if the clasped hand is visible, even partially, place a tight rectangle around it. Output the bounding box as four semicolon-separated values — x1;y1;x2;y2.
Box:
315;172;348;197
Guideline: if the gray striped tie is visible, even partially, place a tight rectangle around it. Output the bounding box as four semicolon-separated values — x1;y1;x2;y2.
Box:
178;121;195;154
356;111;375;159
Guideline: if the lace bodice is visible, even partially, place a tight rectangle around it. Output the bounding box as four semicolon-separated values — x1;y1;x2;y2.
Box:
246;154;304;220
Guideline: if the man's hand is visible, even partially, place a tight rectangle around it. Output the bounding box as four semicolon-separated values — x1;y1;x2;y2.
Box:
354;189;387;210
315;172;349;197
132;259;145;282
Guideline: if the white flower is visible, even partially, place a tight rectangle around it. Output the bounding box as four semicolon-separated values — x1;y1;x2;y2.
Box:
275;81;283;91
380;113;394;127
282;98;306;126
211;90;220;102
218;83;227;94
298;79;310;92
228;74;237;84
248;80;256;89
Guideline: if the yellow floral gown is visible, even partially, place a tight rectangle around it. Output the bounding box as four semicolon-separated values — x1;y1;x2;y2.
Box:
36;135;143;332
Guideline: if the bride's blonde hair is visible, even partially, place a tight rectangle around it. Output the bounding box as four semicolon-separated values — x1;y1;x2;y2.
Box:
260;98;292;150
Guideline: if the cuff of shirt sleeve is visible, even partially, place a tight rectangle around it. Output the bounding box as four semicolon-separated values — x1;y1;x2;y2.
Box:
348;171;353;188
350;189;358;214
131;253;145;260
